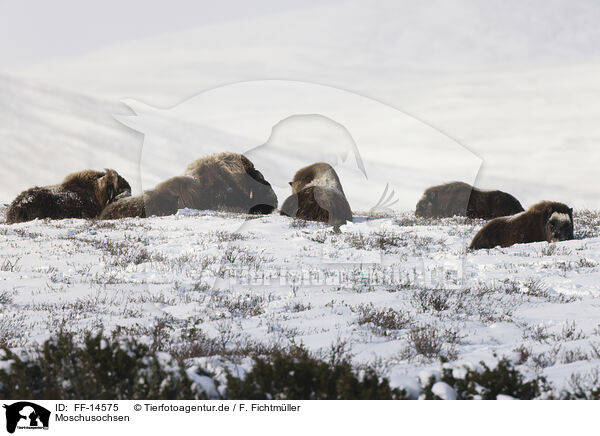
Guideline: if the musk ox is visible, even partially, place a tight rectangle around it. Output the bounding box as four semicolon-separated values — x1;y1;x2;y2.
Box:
469;201;574;250
415;181;524;219
280;162;352;228
6;169;131;223
99;188;179;219
100;153;278;219
153;176;205;210
183;152;277;214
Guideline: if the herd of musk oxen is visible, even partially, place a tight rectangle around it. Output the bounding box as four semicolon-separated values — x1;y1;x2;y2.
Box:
5;152;575;250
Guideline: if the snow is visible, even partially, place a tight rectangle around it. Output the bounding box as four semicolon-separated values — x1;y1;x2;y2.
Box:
186;369;220;399
0;0;599;398
496;394;518;400
431;382;457;400
0;210;599;396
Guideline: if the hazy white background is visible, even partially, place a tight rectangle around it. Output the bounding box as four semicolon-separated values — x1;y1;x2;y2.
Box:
1;0;599;209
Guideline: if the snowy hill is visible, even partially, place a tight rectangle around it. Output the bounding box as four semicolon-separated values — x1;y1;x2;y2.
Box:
0;74;142;201
0;73;481;211
4;0;600;209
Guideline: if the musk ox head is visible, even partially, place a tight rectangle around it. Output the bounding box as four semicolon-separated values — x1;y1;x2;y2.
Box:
544;209;574;242
97;169;132;206
239;155;278;214
415;192;435;217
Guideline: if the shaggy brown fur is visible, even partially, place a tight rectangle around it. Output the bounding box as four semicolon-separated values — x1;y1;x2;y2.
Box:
6;169;131;223
280;163;352;228
281;186;353;228
99;189;179;219
183;152;277;214
153;176;205;210
415;182;524;219
289;162;346;195
469;201;574;250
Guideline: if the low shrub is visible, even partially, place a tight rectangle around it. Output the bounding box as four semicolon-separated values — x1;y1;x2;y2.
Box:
226;346;407;400
421;357;550;400
0;331;203;400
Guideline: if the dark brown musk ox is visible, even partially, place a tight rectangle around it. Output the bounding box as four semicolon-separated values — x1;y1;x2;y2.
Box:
182;152;278;214
6;169;131;223
99;188;179;219
469;201;574;250
280;162;352;229
415;181;524;219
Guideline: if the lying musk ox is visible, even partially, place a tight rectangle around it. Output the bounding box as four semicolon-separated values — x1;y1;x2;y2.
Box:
100;153;277;219
153;176;205;210
469;201;574;250
415;181;524;219
99;188;179;219
99;176;203;219
280;162;352;228
183;152;277;214
6;169;131;223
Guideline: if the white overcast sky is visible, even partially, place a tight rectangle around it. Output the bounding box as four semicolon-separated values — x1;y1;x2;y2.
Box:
0;0;342;70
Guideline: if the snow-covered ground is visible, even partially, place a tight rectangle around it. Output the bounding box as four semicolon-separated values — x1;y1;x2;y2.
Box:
1;0;600;397
0;208;599;396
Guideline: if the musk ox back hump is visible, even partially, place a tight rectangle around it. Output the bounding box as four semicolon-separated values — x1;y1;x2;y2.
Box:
183;152;277;214
6;187;85;223
415;182;524;219
6;169;132;224
467;189;524;219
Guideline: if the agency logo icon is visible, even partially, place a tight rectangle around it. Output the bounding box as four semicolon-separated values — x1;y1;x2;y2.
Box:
3;402;50;434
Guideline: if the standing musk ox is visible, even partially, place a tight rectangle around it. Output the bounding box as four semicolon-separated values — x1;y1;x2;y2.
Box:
280;162;352;228
415;181;524;219
6;169;131;223
100;153;278;219
469;201;574;250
